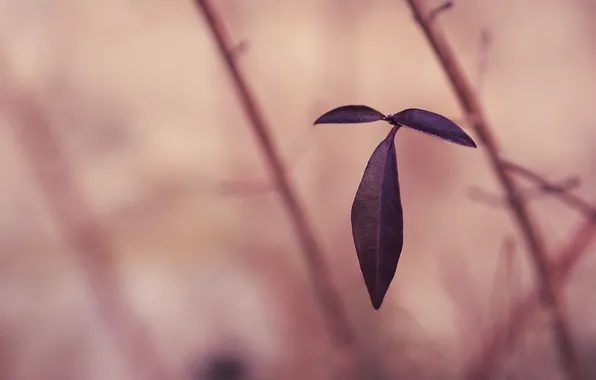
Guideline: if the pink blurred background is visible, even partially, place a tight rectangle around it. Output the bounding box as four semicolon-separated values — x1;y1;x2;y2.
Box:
0;0;595;379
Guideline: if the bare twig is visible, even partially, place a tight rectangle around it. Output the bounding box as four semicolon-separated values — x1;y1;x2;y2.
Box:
488;237;516;320
467;185;509;209
491;236;520;355
404;1;584;379
429;0;453;20
503;160;596;218
231;39;250;57
468;175;582;209
553;215;596;282
439;251;484;353
465;213;596;379
5;97;168;380
192;0;355;347
522;177;581;199
475;29;492;97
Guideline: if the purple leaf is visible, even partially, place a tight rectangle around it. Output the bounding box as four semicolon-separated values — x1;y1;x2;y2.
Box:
387;108;477;148
313;105;385;125
351;126;403;309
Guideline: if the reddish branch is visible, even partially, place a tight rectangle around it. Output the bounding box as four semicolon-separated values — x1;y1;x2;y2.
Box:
192;0;355;347
466;167;596;377
5;97;168;380
503;160;596;217
468;168;584;211
466;213;596;379
404;1;584;379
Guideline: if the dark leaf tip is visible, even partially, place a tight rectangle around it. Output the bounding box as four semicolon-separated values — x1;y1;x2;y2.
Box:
372;299;382;310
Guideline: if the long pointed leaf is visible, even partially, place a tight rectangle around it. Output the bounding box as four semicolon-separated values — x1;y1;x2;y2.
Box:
313;105;385;125
351;126;404;309
388;108;477;147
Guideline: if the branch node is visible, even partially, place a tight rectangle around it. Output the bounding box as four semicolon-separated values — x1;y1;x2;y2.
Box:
503;159;596;219
229;39;250;58
429;0;454;21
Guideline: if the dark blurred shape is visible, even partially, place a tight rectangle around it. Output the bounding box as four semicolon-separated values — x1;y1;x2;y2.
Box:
195;352;249;380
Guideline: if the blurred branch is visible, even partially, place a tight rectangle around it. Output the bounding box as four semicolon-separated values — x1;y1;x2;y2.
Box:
475;29;492;98
520;177;581;199
447;22;492;124
404;1;584;379
490;236;520;356
111;123;315;211
439;251;484;353
555;214;596;280
231;39;250;57
467;186;509;209
429;0;453;20
502;159;596;218
467;174;582;210
465;211;596;379
192;0;356;348
5;96;168;380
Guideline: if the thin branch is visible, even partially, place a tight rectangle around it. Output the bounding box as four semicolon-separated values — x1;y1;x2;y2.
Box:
503;159;596;218
439;250;484;353
231;39;250;57
467;175;582;210
192;0;355;347
465;213;596;379
467;186;509;209
488;236;518;324
522;176;580;199
553;214;596;283
5;97;168;380
429;0;453;20
475;29;492;98
491;236;521;357
404;1;584;379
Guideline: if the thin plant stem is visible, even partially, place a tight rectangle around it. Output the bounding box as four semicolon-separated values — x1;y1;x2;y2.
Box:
403;1;584;379
465;213;596;379
503;159;596;217
5;96;168;380
192;0;355;347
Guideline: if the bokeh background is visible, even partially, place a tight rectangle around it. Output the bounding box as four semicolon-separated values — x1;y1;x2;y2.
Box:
1;0;595;379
